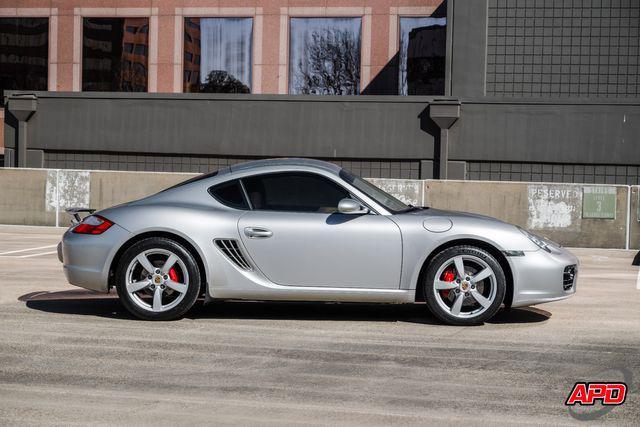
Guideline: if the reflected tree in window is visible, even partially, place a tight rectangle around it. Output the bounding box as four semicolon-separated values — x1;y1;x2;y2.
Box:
200;70;250;93
399;17;446;95
0;18;49;106
82;18;149;92
289;18;361;95
183;17;252;93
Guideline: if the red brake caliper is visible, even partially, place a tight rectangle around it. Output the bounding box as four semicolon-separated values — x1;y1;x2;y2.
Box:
441;268;457;298
168;267;179;282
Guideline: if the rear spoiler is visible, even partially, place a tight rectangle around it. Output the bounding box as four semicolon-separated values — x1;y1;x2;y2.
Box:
65;208;96;224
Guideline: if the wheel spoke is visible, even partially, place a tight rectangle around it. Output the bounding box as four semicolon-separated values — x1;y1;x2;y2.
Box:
450;293;465;316
470;289;492;308
161;254;179;275
152;286;163;311
453;256;466;279
472;268;493;283
435;280;457;290
136;253;156;274
127;280;151;293
165;279;187;294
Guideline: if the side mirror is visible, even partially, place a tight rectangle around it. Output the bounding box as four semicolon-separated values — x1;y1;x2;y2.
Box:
338;198;369;215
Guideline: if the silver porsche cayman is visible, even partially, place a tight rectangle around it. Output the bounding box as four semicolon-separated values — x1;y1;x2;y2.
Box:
58;158;577;325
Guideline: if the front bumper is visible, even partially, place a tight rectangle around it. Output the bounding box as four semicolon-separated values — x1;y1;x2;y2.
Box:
60;224;132;292
509;247;578;307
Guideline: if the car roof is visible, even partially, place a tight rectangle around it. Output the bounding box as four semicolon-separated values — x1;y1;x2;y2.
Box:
161;158;344;193
227;158;342;176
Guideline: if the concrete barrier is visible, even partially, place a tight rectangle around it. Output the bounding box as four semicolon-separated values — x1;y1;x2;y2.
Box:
425;180;629;249
0;167;635;248
0;168;197;227
89;170;198;212
0;168;55;226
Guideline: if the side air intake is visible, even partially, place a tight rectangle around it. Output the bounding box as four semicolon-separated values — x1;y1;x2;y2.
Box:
214;239;252;271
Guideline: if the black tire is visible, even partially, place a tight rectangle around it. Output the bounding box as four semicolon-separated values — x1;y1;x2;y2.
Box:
423;245;506;326
115;237;201;320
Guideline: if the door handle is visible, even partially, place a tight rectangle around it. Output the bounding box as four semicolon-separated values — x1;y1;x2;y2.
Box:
244;227;273;239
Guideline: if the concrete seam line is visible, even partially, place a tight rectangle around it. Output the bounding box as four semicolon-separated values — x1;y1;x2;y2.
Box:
625;185;631;250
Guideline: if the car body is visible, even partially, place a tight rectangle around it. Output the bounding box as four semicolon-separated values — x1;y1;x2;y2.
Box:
59;158;578;325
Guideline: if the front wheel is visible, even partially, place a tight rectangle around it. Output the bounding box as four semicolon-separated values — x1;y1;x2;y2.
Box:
115;237;201;320
423;246;506;326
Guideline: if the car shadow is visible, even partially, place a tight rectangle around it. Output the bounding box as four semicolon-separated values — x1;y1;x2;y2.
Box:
20;290;551;325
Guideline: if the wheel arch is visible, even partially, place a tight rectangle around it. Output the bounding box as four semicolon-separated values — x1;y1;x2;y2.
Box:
108;230;209;296
415;238;514;308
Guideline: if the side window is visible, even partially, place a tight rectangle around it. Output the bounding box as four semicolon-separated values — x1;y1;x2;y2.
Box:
209;180;249;210
242;173;349;213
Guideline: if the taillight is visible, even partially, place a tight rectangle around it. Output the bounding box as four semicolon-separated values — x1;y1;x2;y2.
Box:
73;215;114;235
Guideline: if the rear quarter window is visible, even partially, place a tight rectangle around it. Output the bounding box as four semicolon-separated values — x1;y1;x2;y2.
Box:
208;180;249;210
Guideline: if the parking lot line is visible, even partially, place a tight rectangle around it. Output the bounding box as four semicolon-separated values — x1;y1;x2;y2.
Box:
16;251;58;259
0;245;57;256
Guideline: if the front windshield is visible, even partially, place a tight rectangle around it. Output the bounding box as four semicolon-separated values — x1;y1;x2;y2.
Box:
339;169;412;213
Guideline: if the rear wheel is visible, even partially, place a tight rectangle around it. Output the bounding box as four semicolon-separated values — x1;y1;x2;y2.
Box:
423;246;505;326
115;237;201;320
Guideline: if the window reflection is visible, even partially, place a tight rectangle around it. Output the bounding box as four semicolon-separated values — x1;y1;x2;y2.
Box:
0;18;49;107
82;18;149;92
399;17;446;95
183;18;252;94
289;18;361;95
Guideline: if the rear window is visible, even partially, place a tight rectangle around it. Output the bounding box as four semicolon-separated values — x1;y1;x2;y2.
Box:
209;180;249;210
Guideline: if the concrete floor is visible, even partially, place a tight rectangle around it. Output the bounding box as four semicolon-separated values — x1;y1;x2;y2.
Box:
0;225;638;425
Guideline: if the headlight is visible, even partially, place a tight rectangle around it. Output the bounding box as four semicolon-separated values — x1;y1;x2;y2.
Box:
518;227;554;252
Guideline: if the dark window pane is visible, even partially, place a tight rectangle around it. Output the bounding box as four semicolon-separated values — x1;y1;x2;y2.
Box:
0;18;49;107
209;180;248;210
242;173;349;213
183;17;252;94
289;17;361;95
399;17;446;95
82;17;149;92
133;44;147;56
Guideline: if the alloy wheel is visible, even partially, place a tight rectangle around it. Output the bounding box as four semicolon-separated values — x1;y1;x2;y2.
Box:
433;254;497;319
125;248;190;313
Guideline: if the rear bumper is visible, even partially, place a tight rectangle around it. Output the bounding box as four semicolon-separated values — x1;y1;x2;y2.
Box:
509;247;578;307
60;224;131;292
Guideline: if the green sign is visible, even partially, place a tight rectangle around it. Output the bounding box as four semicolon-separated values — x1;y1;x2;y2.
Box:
582;187;616;219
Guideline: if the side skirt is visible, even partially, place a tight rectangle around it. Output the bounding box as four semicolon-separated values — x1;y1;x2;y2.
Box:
210;286;415;304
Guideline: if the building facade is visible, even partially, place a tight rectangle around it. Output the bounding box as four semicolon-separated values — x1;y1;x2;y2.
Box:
0;0;446;150
2;0;639;184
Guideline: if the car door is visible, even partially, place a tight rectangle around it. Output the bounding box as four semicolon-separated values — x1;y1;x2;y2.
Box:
236;172;402;289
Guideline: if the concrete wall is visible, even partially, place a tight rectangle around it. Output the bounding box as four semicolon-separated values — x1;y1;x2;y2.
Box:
0;168;55;226
426;180;630;249
89;171;197;212
0;167;636;249
0;168;197;227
